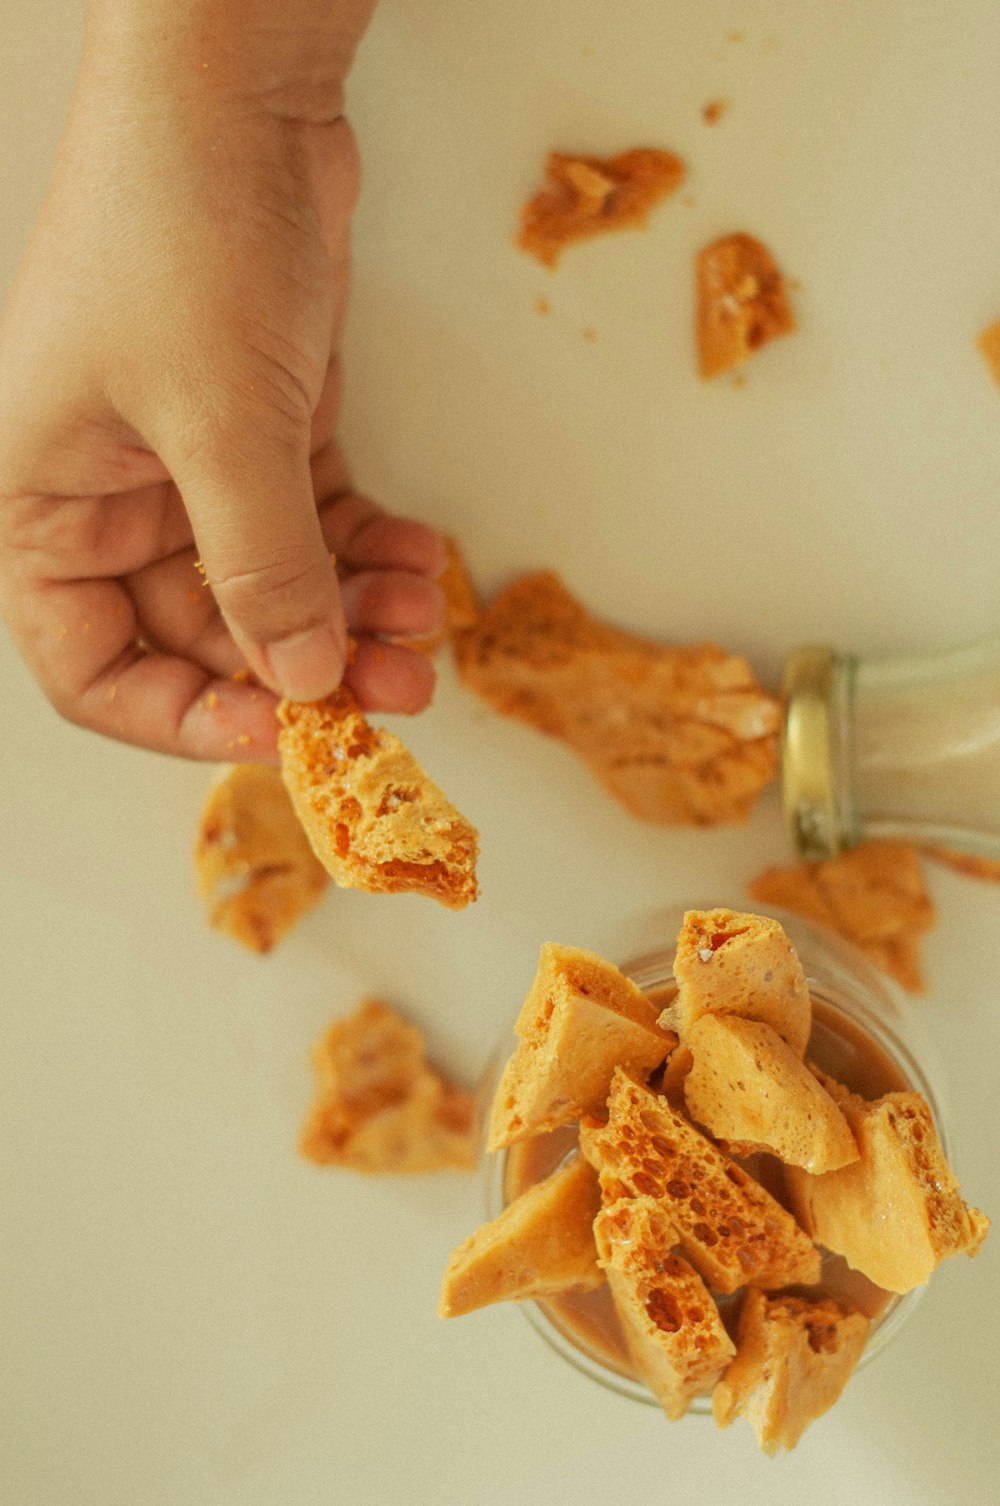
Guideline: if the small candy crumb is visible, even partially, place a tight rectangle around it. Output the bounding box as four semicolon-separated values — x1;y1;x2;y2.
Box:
236;733;252;747
536;297;550;316
703;100;727;124
517;148;686;268
232;667;254;684
696;232;796;379
978;317;1000;389
187;588;202;604
698;947;714;963
728;31;745;43
205;691;220;710
583;328;596;342
193;559;206;575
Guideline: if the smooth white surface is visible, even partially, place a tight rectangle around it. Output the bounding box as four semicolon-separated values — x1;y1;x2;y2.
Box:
1;3;998;1504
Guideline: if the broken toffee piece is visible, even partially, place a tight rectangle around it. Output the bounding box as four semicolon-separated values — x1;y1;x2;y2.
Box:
487;944;674;1151
456;571;779;826
664;907;811;1056
277;689;478;909
518;148;685;268
696;232;796;378
713;1290;870;1454
748;841;935;992
439;1155;603;1317
194;763;328;952
581;1068;820;1295
301;999;477;1174
786;1078;989;1292
683;1014;859;1173
978;314;1000;390
594;1196;735;1419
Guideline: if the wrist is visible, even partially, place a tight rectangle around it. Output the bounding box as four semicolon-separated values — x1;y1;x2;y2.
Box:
83;0;377;115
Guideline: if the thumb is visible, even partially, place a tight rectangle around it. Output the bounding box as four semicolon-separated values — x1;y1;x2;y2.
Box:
170;424;347;702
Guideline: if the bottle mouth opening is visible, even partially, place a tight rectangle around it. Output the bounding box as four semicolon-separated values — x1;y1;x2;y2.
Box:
781;646;859;858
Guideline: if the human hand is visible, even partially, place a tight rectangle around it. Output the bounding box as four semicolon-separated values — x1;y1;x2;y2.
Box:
0;0;444;761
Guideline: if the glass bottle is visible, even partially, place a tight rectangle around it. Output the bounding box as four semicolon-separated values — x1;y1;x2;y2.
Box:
781;636;1000;860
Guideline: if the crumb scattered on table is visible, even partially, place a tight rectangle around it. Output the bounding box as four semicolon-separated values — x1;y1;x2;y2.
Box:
518;148;685;268
977;316;1000;388
194;763;328;953
697;233;796;378
748;841;935;992
301;999;477;1173
456;570;779;826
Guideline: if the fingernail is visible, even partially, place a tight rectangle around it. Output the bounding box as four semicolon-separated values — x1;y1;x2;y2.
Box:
263;625;345;702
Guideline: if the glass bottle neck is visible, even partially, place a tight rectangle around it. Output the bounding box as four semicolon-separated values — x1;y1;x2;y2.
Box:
781;638;1000;860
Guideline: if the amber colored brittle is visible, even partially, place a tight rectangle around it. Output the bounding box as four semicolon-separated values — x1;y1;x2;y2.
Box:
194;763;328;952
785;1083;989;1292
301;999;477;1174
487;943;674;1150
748;841;935;992
581;1068;820;1294
713;1290;870;1454
440;537;480;636
664;907;811;1056
977;316;1000;388
439;1155;603;1317
417;537;481;654
277;688;478;909
924;847;1000;883
518;148;685;268
683;1014;859;1173
455;571;779;826
595;1196;735;1420
697;232;796;378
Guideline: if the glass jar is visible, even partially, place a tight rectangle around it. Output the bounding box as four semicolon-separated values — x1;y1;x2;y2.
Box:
484;909;948;1412
781;636;1000;860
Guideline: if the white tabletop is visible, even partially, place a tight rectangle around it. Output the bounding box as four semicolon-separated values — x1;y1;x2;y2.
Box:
2;4;998;1504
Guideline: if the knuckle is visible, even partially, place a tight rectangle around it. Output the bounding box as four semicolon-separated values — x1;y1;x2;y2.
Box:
1;496;103;570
